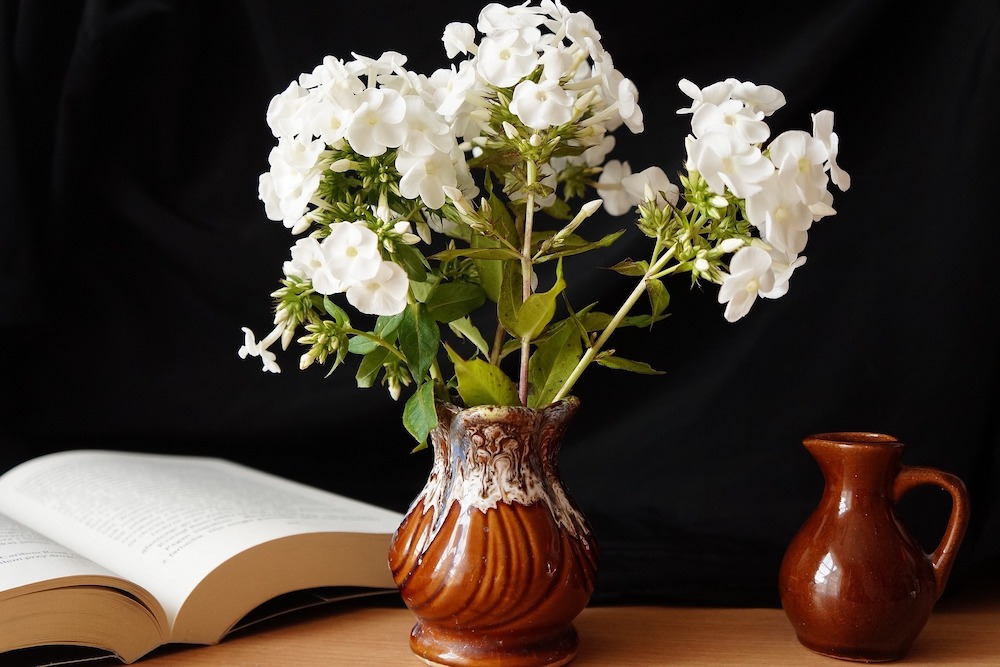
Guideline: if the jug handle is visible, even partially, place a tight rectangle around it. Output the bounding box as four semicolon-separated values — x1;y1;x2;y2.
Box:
893;466;971;599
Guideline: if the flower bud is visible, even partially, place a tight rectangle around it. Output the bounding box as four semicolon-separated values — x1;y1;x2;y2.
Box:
581;199;604;216
720;238;745;253
281;325;295;350
330;158;353;173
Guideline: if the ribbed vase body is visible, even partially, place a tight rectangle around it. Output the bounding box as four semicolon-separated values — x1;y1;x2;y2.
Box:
388;398;597;667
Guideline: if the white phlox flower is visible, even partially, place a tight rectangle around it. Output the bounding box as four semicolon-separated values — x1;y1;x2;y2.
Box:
767;129;830;208
579;133;615;166
443;22;477;58
266;81;310;139
397;149;461;210
258;142;325;229
676;78;736;115
352;50;408;88
691;99;770;144
588;55;643;134
272;134;327;172
346;87;408;157
306;101;353;148
745;170;812;256
346;261;409;315
430;61;478;119
323;221;383;286
300;55;358;89
727;79;786;116
559;9;604;61
685;131;774;200
477;2;547;34
283;236;343;295
238;326;282;373
400;95;455;156
538;44;576;81
760;248;807;300
621;166;677;209
509;78;575;130
595;159;634;216
808;188;838;221
717;246;776;322
812;110;851;191
614;76;644;133
476;29;540;88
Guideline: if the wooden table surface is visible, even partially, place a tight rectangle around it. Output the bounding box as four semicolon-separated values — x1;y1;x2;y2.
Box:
5;575;999;666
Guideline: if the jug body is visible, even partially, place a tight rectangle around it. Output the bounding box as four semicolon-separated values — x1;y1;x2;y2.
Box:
779;432;969;662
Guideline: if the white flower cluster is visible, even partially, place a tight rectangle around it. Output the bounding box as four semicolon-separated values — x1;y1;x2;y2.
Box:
243;0;646;371
242;0;850;390
598;78;851;322
688;77;850;322
257;0;641;228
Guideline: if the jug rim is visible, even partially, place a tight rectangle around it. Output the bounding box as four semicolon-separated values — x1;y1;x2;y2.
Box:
804;431;902;446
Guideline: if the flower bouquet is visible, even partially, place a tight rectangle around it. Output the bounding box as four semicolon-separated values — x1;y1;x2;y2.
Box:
239;0;850;448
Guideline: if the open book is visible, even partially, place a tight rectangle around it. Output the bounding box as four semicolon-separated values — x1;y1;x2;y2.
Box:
0;450;405;663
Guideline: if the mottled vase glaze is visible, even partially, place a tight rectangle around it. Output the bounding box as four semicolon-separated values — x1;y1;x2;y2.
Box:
779;432;970;662
388;397;597;667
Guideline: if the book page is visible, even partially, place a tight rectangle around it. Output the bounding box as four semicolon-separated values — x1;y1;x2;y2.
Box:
0;513;123;595
0;450;403;630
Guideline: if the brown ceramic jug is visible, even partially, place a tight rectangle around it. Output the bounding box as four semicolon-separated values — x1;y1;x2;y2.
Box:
779;432;970;662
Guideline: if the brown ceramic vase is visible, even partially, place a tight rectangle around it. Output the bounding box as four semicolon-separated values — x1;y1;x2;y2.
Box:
388;397;597;667
779;432;970;662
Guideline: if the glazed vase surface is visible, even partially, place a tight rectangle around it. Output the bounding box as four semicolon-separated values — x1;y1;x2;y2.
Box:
388;397;597;667
779;432;970;662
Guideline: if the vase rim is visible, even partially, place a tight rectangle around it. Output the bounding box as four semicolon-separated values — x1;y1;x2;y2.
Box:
438;396;580;416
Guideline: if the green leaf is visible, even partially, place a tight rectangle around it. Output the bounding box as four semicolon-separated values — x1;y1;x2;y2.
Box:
472;235;504;303
355;346;390;388
430;246;523;262
402;381;437;448
425;281;487;323
594;354;664;375
609;259;650;277
408;274;440;303
496;260;523;336
508;268;566;340
348;334;378;355
448;316;491;358
347;313;403;355
446;345;519;407
322;297;351;326
645;277;671;321
399;302;440;382
528;320;582;408
393;243;428;282
535;230;625;263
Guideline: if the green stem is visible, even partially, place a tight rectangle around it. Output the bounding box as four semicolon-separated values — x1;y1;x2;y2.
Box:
489;322;505;367
518;159;538;406
551;236;683;403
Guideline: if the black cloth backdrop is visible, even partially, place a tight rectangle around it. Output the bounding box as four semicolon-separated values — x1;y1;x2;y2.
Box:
1;0;998;606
